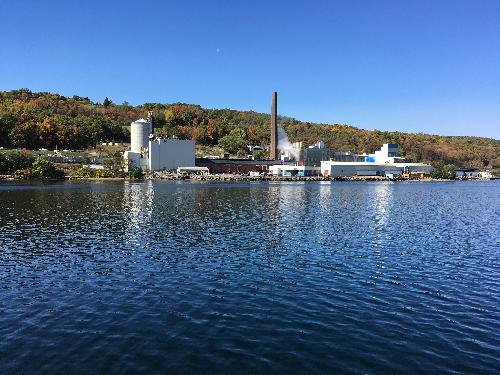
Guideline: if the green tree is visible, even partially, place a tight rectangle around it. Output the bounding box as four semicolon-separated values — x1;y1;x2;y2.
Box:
102;151;125;172
253;149;268;160
0;151;33;173
0;153;7;174
103;97;112;107
128;165;143;179
0;113;18;147
431;163;457;179
9;122;39;148
29;157;64;178
218;128;247;155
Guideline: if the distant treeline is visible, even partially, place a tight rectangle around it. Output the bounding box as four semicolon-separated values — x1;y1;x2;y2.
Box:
1;89;498;170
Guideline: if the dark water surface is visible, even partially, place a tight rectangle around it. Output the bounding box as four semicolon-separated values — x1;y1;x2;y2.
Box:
1;181;499;374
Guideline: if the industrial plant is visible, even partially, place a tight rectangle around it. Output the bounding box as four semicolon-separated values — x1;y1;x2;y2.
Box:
319;144;433;178
263;92;433;178
124;112;195;172
123;93;433;179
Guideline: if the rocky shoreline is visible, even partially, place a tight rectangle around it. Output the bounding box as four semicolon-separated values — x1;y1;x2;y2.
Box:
1;173;495;183
147;172;457;183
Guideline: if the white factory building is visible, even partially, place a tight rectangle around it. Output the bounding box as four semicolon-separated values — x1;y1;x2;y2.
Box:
269;165;320;177
321;143;433;177
124;112;195;172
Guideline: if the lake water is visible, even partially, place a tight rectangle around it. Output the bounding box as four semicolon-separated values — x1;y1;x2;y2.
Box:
1;180;499;374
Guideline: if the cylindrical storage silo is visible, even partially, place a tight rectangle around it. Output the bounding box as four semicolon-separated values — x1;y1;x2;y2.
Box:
130;119;149;152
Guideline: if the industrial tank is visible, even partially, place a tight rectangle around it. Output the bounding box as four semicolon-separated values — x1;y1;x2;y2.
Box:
130;119;149;152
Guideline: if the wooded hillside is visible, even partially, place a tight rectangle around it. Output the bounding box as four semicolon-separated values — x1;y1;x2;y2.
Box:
1;89;498;170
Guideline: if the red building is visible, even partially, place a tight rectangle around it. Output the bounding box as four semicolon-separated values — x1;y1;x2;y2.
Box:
195;158;281;174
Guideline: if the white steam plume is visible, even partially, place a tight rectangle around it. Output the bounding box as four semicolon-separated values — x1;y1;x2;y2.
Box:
277;128;300;160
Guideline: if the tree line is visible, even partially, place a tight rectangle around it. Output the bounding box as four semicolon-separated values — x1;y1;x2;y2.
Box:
0;151;64;178
1;89;498;170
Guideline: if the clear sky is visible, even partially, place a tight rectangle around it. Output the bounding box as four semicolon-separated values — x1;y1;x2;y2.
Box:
1;0;499;138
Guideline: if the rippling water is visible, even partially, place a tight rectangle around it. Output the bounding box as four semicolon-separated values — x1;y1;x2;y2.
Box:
1;181;499;374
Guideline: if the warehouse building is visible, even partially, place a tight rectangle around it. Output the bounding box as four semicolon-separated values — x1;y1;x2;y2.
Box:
321;144;433;177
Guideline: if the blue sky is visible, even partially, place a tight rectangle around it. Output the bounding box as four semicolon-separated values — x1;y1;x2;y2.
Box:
1;0;499;138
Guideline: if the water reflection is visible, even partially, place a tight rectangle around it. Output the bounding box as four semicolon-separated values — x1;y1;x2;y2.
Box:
372;182;393;228
123;180;155;228
1;181;499;374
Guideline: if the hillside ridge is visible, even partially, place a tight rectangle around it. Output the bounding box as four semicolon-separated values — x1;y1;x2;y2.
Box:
1;89;498;170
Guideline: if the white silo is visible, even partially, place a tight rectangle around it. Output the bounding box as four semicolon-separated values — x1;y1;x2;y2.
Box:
130;119;149;152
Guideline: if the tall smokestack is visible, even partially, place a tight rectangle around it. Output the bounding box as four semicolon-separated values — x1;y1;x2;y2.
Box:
147;111;153;136
270;91;278;160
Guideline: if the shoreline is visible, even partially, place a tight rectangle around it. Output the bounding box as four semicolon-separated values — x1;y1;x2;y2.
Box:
1;174;496;183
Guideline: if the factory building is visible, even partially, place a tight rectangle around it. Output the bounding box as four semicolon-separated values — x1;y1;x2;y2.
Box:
321;161;401;177
330;151;366;163
321;143;433;177
366;143;405;163
189;92;282;174
280;141;366;165
195;158;279;174
264;95;432;179
270;141;333;176
292;141;337;166
269;165;320;177
124;112;195;172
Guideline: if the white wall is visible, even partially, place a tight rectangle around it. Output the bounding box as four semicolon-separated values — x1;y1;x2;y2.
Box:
371;143;401;164
269;164;320;176
325;163;391;177
149;139;195;171
124;151;149;171
321;161;432;177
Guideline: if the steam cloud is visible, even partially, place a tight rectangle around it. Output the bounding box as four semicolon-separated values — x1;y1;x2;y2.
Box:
277;128;300;160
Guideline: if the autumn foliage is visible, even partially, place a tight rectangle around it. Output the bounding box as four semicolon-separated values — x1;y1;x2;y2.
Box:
0;89;498;170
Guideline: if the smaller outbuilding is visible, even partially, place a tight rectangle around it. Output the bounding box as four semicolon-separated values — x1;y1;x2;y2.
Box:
455;169;494;179
269;164;320;177
455;168;480;179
